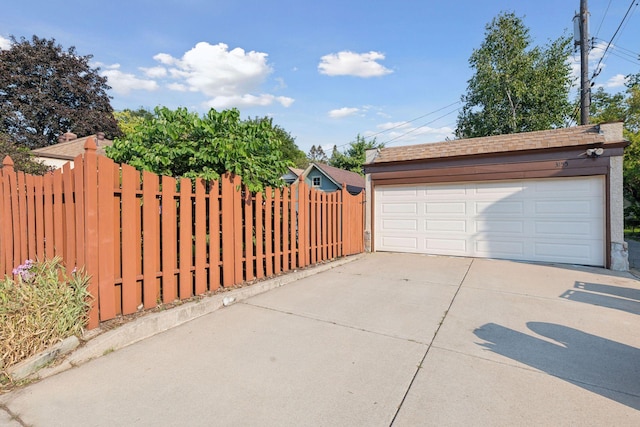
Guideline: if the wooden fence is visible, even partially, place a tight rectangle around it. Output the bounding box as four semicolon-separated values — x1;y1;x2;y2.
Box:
0;139;365;329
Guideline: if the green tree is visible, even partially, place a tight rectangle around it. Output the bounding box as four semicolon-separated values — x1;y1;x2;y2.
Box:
0;35;121;149
590;87;627;125
621;74;640;217
0;132;53;175
307;145;328;163
329;135;384;175
114;108;154;137
246;117;308;169
106;107;290;192
591;73;640;221
456;12;573;138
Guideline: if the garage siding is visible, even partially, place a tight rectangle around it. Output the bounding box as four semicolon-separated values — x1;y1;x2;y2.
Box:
375;176;605;266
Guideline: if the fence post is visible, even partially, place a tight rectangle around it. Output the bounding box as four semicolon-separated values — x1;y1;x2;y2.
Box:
1;156;15;275
83;138;100;328
341;184;351;256
221;173;237;287
97;155;116;320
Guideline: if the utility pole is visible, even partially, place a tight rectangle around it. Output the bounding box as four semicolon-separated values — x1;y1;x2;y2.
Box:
577;0;590;125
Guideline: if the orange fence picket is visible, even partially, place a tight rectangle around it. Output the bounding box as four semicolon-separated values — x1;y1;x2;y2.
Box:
0;140;364;329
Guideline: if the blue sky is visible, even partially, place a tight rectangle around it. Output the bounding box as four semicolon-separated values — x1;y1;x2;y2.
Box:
1;1;639;153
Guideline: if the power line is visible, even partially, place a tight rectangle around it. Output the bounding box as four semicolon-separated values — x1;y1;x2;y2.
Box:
594;0;613;39
379;105;461;146
361;100;461;141
591;0;639;82
332;100;462;149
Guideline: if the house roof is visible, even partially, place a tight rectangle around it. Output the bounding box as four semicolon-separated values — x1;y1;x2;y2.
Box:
31;133;112;161
309;162;365;189
287;166;304;177
367;123;626;164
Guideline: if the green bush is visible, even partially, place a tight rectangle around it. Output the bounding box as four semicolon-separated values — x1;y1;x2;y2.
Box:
1;257;91;380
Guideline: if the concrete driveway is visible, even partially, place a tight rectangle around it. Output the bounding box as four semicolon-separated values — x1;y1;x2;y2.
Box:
2;253;639;426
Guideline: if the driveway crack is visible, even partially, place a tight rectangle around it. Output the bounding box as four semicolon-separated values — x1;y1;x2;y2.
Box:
1;404;27;427
389;258;474;426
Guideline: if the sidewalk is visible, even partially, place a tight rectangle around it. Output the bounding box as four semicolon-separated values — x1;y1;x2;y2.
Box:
1;253;639;426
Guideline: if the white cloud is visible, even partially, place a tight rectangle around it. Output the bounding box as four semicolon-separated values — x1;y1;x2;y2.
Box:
318;51;393;77
328;107;360;118
0;35;11;50
603;74;628;88
167;82;188;92
205;94;294;109
101;64;159;95
154;42;293;108
153;53;176;65
141;66;168;78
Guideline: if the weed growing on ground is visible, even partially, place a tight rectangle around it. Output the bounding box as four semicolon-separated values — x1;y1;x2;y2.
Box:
0;257;91;385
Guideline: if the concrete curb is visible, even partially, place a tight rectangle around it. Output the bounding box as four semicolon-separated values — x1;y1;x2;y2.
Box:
7;336;80;381
28;254;364;381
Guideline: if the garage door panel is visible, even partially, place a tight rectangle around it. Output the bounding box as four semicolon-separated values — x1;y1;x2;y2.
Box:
425;220;466;232
534;200;593;215
476;220;524;234
533;178;598;194
382;236;418;251
379;188;418;198
381;202;417;214
534;220;594;236
425;202;466;214
475;201;524;215
475;240;525;257
425;238;466;252
381;219;417;231
375;177;605;266
425;185;467;196
534;241;602;262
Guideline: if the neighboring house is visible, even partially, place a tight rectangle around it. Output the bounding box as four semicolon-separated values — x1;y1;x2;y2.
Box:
282;166;304;185
297;162;365;195
31;132;112;169
364;123;629;271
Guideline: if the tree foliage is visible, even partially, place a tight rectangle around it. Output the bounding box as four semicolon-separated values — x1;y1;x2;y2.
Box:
246;117;308;169
307;145;328;163
329;135;384;175
591;73;640;219
456;12;573;138
106;107;290;192
114;108;154;137
0;35;121;149
0;132;53;175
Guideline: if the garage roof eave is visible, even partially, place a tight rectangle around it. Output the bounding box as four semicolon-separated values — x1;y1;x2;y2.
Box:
367;123;626;166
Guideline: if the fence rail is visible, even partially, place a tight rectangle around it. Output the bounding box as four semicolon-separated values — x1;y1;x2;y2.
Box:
0;139;364;329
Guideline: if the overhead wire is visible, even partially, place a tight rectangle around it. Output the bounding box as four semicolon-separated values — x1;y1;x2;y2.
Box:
360;100;461;141
379;104;462;146
594;0;613;39
332;100;462;149
590;0;639;82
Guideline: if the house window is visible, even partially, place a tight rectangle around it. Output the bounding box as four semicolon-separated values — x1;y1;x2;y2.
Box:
312;176;322;187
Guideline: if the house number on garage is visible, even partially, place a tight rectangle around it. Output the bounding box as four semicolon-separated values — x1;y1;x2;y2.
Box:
555;161;569;168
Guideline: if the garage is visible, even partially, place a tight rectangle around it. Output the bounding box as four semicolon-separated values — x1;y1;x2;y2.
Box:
375;177;604;266
364;123;628;270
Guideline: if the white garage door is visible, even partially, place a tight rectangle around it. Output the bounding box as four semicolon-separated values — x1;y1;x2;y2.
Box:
375;176;605;266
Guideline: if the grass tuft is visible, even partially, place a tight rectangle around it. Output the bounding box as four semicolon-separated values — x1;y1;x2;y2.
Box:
1;257;91;385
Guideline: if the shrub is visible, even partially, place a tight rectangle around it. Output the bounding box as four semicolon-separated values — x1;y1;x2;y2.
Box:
1;257;91;380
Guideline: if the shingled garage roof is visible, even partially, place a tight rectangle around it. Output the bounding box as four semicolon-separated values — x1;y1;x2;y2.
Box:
370;123;625;164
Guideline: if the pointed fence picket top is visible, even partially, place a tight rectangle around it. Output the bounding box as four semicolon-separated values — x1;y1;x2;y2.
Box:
0;152;365;329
